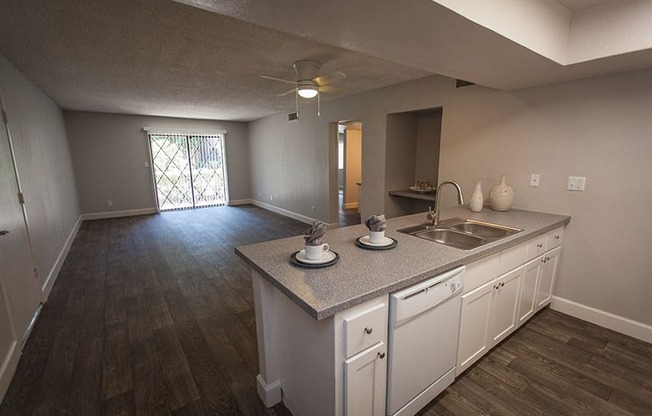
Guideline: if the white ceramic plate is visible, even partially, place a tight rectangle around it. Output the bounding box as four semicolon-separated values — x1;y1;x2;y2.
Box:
358;235;394;247
295;250;338;264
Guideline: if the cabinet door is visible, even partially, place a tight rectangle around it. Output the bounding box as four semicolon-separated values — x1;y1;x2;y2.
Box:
536;247;561;310
489;267;523;346
456;280;493;375
517;257;542;326
344;341;386;416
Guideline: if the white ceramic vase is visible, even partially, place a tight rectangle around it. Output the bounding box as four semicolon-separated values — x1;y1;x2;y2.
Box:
469;181;483;212
489;175;514;211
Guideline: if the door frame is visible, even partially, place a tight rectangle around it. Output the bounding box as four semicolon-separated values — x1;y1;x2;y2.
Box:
328;121;362;225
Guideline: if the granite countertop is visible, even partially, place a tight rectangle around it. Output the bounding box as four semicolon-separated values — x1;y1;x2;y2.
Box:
235;206;571;320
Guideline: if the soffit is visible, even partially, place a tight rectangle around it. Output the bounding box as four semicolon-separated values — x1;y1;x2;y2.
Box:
175;0;652;90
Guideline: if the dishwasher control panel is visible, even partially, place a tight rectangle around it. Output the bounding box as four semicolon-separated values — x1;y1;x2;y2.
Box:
389;266;465;325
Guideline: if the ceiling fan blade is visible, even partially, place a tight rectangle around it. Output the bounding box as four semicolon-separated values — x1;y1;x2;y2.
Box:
278;88;297;97
318;85;342;94
313;71;346;86
259;75;298;85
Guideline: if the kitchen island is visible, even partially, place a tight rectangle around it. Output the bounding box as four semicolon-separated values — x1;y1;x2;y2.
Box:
235;206;570;416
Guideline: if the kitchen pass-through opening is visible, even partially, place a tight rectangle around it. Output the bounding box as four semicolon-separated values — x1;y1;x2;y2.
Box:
147;131;228;211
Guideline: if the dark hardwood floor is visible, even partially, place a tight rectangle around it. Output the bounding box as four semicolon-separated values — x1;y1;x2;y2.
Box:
1;205;650;415
338;190;361;226
419;309;652;416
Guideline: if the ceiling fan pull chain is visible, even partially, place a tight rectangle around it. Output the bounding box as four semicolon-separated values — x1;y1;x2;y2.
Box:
317;92;321;117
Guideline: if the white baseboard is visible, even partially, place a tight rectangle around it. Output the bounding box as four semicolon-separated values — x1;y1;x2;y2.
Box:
551;296;652;344
256;374;282;407
228;199;253;206
0;340;20;403
342;202;358;210
250;200;315;225
41;216;82;300
80;207;158;221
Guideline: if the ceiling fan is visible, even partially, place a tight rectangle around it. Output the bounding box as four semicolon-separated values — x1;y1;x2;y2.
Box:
260;60;346;99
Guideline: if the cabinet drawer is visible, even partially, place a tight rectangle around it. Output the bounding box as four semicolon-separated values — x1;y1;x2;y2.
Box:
463;253;499;294
344;302;387;358
526;235;547;261
546;227;564;249
497;243;527;276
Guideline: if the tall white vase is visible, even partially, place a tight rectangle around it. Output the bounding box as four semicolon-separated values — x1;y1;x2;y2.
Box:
470;181;483;212
489;175;515;211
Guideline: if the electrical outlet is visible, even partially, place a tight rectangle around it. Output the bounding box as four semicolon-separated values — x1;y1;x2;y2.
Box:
144;161;149;168
270;194;273;201
567;176;586;191
258;191;262;198
530;174;540;187
107;200;113;207
311;206;316;213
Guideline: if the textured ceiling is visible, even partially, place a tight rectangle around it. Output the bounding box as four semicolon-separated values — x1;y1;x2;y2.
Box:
0;0;430;121
1;0;650;122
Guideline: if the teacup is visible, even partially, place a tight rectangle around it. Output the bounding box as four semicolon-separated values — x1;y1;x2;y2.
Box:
305;243;330;260
369;230;386;244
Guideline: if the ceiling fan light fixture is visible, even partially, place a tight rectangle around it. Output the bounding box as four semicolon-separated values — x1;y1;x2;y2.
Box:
297;85;319;99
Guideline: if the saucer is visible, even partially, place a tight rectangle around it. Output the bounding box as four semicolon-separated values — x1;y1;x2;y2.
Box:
355;236;398;251
290;250;340;268
359;235;394;247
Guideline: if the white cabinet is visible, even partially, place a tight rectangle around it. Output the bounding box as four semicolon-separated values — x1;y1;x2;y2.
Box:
457;227;565;376
457;280;493;375
536;246;561;310
457;266;523;375
489;267;523;345
517;257;541;325
341;299;388;416
344;342;387;416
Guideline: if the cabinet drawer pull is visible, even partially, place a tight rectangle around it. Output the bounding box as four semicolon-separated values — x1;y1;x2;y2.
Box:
555;235;560;240
546;256;551;261
500;282;505;287
537;243;543;248
377;351;385;359
364;327;373;335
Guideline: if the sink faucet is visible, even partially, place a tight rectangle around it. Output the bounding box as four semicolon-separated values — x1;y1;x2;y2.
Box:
428;181;465;226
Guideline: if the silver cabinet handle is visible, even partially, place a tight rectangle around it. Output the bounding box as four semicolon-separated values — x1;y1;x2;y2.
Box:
537;243;543;248
0;230;9;236
377;351;385;359
364;327;373;335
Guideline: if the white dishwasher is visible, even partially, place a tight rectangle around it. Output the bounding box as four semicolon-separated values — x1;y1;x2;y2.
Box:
386;266;465;416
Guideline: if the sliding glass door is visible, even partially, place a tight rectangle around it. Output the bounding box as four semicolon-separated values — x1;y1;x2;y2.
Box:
149;132;227;211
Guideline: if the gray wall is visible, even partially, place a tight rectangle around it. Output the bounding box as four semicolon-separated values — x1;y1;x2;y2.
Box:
247;68;652;327
65;112;250;214
0;54;80;290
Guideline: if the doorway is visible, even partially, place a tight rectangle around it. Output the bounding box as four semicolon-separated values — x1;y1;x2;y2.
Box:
336;121;362;226
148;132;228;211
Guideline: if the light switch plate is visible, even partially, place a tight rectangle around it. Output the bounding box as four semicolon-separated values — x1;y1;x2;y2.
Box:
567;176;586;191
530;174;540;187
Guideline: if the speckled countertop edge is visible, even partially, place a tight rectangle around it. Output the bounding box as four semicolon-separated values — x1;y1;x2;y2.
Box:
235;206;571;321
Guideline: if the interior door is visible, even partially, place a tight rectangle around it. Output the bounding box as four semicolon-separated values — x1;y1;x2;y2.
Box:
0;267;18;400
0;101;41;343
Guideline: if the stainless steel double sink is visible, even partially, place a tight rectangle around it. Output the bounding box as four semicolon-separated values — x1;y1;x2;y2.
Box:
397;218;522;250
